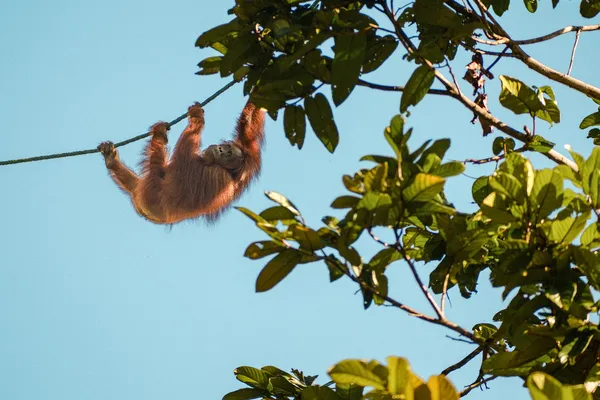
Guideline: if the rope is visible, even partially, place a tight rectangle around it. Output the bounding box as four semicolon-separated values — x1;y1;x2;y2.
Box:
0;80;237;167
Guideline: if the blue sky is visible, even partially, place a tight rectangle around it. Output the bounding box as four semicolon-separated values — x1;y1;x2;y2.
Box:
0;1;598;399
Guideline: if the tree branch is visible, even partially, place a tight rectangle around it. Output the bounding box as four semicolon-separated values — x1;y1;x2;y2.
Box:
468;0;600;100
378;0;579;172
441;345;484;376
357;79;451;96
567;29;582;76
397;245;445;319
459;376;498;397
325;254;477;342
474;24;600;46
463;146;527;165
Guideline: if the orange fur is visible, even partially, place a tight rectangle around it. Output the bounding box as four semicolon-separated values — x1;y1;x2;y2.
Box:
99;102;265;224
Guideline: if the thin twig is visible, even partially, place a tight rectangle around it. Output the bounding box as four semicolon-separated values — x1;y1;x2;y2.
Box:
367;227;393;248
444;57;464;99
398;245;445;319
473;24;600;46
463;146;526;165
357;79;451;96
446;335;476;344
441;273;450;314
567;29;581;76
327;254;477;342
459;376;498;397
441;346;484;376
485;45;510;72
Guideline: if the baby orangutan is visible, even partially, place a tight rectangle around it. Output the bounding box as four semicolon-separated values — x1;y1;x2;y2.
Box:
98;101;265;224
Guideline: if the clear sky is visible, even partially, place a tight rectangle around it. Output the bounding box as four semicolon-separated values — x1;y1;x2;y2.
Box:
0;1;598;399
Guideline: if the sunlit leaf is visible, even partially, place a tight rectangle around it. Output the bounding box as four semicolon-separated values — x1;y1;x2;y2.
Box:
402;173;446;202
329;360;386;390
499;75;544;115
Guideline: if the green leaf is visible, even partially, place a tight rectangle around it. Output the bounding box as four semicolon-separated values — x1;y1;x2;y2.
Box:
430;161;465;177
369;248;402;271
331;196;361;209
579;111;600;129
402;173;446;202
283;105;306;149
278;32;329;71
289;224;326;251
336;384;364;400
268;376;297;396
481;192;517;223
223;388;265;400
527;135;555;153
499;75;544;115
332;33;367;106
196;56;222;75
493;137;505;155
255;249;301;292
357;192;393;211
473;323;498;341
329;359;386;390
580;0;600;18
489;0;510;15
524;0;538;12
236;207;269;224
582;146;600;195
260;206;298;222
531;169;564;219
549;212;590;244
363;35;398;74
400;66;435;113
302;386;339;400
527;371;592;400
489;172;523;200
244;241;285;260
472;176;492;205
587;128;600;146
407;201;456;216
233;66;250;82
426;375;459;400
261;366;289;377
265;191;302;217
387;357;413;396
580;222;600;247
234;366;270;389
305;93;340;153
220;38;256;77
195;19;241;48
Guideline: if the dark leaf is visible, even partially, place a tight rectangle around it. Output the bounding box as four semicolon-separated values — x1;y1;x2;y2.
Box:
332;33;367;106
196;19;241;48
305;94;340;153
363;35;398;74
524;0;538;12
255;250;301;292
244;241;285;260
400;66;435;113
223;388;265;400
579;111;600;129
